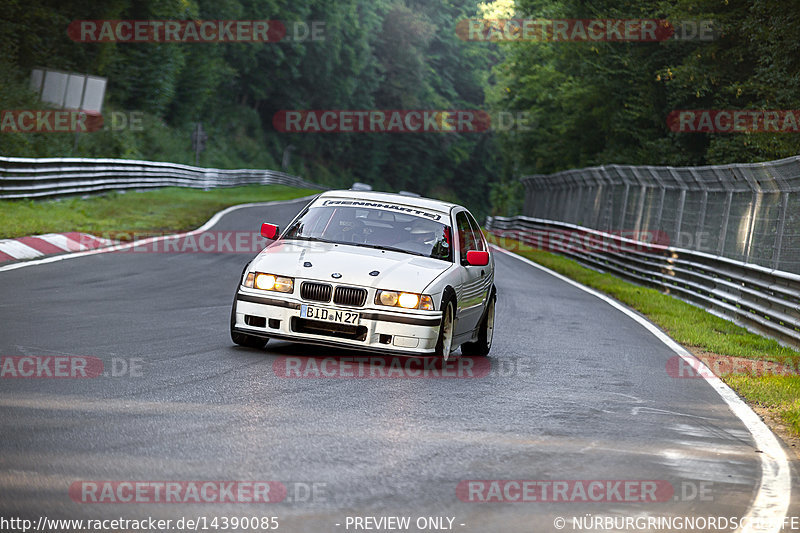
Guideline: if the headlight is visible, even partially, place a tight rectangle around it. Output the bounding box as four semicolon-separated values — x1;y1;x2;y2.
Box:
244;271;294;293
379;291;398;306
398;293;419;309
376;290;434;310
255;273;276;290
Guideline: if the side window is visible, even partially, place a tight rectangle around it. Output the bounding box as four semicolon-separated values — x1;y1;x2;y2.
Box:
466;213;487;252
456;211;477;264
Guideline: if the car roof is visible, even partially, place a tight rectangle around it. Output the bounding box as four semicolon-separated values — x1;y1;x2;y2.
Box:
316;189;461;214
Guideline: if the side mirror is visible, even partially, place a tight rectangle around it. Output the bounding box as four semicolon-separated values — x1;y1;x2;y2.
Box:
466;250;489;266
261;223;279;240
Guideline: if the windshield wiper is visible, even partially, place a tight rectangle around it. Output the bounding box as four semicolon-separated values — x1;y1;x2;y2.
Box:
352;243;428;257
284;236;338;244
285;237;430;258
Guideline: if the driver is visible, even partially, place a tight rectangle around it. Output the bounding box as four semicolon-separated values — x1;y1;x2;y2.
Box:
395;219;440;255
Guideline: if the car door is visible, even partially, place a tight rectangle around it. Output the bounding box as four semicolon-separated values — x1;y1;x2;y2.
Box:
453;210;486;337
466;210;494;308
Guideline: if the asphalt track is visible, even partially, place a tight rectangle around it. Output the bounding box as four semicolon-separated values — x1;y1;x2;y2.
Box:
0;197;797;533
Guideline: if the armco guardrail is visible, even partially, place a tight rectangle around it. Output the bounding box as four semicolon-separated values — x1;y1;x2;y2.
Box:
0;156;323;199
486;215;800;348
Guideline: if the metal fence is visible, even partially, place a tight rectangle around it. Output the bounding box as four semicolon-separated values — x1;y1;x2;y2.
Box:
485;216;800;348
0;156;323;199
520;155;800;274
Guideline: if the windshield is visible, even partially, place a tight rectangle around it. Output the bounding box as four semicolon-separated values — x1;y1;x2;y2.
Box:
283;204;452;261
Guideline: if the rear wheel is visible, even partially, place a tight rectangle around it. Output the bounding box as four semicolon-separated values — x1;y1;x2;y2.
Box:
434;297;455;361
461;295;495;357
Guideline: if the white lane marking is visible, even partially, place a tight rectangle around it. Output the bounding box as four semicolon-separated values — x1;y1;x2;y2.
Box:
36;233;87;251
492;244;791;533
0;240;44;259
0;196;316;273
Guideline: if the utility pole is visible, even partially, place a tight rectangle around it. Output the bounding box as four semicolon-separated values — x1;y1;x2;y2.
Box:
191;123;207;166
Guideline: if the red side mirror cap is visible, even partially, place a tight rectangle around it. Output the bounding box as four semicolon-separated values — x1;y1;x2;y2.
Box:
466;250;489;266
261;223;279;240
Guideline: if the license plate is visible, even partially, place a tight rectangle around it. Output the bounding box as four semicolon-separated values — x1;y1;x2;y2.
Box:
300;304;360;325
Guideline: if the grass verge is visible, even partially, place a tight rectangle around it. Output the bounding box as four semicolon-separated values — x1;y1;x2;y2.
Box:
724;375;800;436
486;233;800;439
0;185;319;240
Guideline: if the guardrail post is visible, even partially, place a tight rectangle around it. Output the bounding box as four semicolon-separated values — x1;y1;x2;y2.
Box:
674;189;686;240
618;183;630;230
743;191;759;264
521;178;532;215
560;187;570;220
572;186;584;224
561;187;571;221
633;185;648;235
654;187;666;235
604;187;615;232
551;188;560;220
717;191;733;255
772;192;790;270
591;186;603;229
696;189;708;251
528;181;537;216
538;187;548;218
561;187;572;221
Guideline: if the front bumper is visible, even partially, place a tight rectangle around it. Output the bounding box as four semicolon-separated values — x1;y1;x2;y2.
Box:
232;289;443;354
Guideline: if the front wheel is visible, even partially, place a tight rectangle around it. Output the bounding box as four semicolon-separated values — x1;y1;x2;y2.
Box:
231;330;268;349
230;297;268;349
434;297;455;361
461;295;495;357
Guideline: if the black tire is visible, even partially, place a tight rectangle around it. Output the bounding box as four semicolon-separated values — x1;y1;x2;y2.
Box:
230;295;268;349
434;295;456;360
461;294;495;357
231;330;268;349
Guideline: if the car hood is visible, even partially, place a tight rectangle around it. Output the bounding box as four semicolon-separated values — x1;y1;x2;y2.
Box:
250;240;452;293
